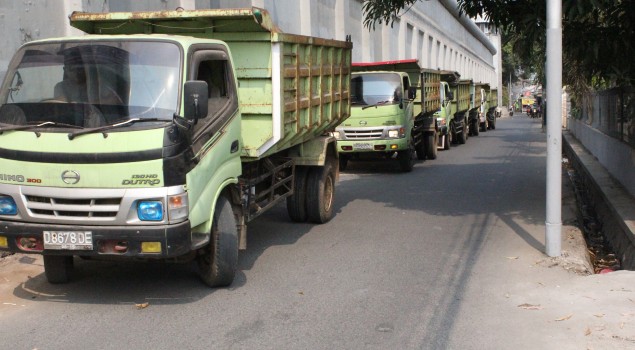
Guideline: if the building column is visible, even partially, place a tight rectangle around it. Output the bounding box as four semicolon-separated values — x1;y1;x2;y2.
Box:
300;0;311;36
335;0;349;41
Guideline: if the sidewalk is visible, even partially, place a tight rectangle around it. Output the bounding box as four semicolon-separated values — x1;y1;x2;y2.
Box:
483;118;635;349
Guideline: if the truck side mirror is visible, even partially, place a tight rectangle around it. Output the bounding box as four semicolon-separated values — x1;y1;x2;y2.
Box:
447;91;454;101
408;86;417;100
184;80;209;123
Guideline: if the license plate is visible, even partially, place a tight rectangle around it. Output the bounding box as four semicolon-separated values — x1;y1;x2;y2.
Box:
43;231;93;250
353;142;373;150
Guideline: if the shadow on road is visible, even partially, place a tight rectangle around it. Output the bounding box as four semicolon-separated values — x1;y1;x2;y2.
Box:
12;117;549;319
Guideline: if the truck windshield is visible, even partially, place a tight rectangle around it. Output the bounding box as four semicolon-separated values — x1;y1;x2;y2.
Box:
351;73;401;107
0;41;181;128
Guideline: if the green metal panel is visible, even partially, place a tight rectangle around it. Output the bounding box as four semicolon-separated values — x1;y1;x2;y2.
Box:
452;80;471;114
421;69;441;116
0;129;165;188
489;89;498;107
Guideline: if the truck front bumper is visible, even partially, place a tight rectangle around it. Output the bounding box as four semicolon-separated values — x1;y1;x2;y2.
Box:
0;220;192;258
336;138;408;153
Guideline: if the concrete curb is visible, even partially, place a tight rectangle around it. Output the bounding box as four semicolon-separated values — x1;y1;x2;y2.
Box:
563;131;635;269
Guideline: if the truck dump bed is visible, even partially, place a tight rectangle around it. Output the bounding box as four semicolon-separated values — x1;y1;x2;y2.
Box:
420;69;441;116
70;7;352;159
454;80;471;114
472;82;489;110
488;89;498;108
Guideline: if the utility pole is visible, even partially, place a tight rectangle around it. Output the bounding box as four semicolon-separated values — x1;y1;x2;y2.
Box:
545;0;562;257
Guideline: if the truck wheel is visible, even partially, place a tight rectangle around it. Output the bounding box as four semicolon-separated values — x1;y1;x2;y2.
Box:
472;119;480;136
443;133;452;150
306;162;336;224
287;166;309;222
424;133;438;160
198;195;238;287
450;122;459;145
398;139;415;172
490;119;496;129
457;124;467;144
43;255;73;284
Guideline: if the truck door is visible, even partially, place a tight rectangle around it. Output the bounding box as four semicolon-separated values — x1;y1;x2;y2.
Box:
188;48;239;156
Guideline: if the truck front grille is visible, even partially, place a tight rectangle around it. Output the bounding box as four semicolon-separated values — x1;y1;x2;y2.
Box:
343;128;384;140
25;195;121;219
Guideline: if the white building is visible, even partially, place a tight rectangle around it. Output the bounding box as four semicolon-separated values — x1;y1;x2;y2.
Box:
0;0;499;92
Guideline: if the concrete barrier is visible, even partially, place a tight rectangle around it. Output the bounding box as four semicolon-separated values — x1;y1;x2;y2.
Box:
563;131;635;269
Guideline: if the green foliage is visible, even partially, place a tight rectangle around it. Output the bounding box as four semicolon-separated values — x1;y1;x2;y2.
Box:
362;0;634;101
361;0;418;29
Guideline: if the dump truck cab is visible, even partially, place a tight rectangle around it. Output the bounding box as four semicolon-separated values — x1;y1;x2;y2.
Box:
0;33;243;269
0;7;352;287
335;59;437;172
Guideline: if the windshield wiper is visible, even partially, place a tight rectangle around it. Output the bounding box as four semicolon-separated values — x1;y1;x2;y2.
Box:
361;100;393;110
0;121;83;136
67;118;170;140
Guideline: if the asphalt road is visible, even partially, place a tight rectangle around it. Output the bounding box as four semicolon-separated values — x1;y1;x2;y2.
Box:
1;116;608;349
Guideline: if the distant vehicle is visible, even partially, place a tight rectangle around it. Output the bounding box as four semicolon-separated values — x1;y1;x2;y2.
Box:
533;103;542;119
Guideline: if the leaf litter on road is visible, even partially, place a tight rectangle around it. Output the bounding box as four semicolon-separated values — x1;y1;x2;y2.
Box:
517;303;542;310
555;314;573;321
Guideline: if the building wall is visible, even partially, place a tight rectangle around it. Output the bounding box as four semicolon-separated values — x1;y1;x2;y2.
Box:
568;118;635;198
0;0;498;89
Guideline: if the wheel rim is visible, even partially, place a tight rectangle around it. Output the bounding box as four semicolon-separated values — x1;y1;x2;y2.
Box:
323;173;334;212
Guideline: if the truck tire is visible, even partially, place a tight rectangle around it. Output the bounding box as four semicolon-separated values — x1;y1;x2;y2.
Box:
43;255;73;284
457;122;467;144
424;133;438;160
490;119;496;130
306;162;336;223
287;166;309;222
198;195;238;287
443;132;452;150
450;122;459;145
471;119;480;136
398;139;415;172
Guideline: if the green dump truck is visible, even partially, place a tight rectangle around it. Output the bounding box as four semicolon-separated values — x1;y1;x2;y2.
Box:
334;59;438;172
434;71;470;148
486;88;498;129
468;82;488;136
476;83;490;132
0;8;352;287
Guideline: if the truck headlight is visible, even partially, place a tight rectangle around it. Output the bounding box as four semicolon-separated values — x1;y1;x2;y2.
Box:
0;196;17;215
332;131;341;139
137;201;163;221
168;193;188;223
388;127;405;138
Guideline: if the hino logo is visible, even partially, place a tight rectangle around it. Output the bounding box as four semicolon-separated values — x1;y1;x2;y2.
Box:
359;120;367;126
61;170;80;185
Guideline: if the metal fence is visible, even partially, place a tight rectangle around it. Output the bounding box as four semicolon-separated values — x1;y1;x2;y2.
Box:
575;87;635;147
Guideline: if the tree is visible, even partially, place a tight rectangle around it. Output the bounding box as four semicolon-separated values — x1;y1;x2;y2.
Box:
362;0;635;93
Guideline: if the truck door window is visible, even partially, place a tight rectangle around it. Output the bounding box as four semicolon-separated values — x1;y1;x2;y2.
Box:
187;49;238;152
401;76;409;100
196;59;230;115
